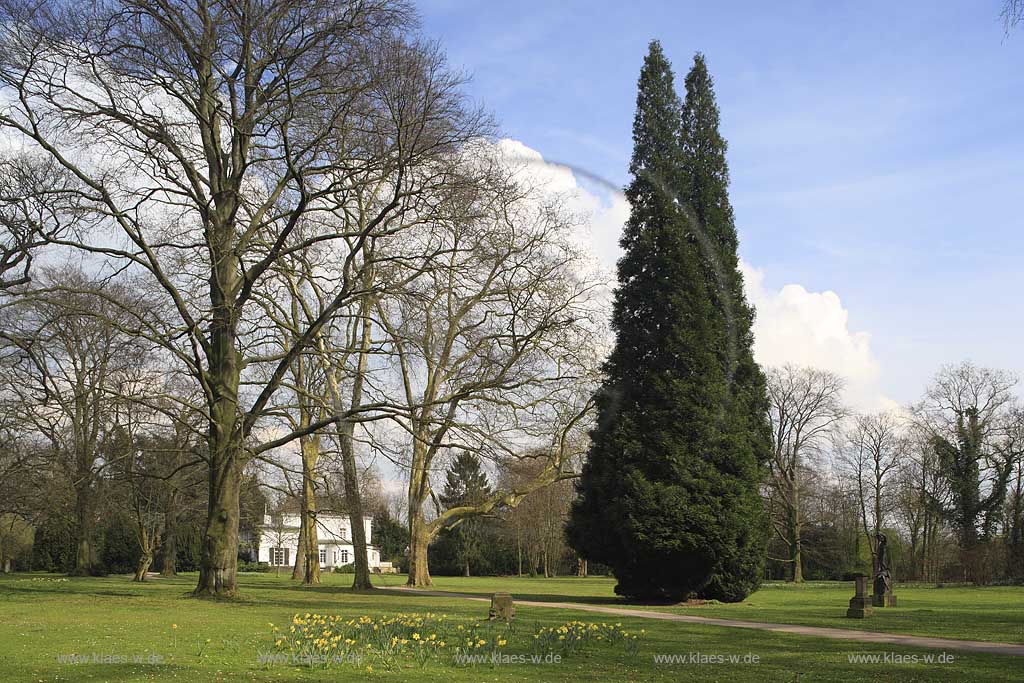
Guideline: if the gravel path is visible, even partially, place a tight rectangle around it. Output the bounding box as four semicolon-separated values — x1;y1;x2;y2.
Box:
382;587;1024;657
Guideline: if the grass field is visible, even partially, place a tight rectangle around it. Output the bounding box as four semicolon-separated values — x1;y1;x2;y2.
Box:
368;574;1024;644
0;571;1022;682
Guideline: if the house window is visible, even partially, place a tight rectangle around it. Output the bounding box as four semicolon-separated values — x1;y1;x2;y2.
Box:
319;549;327;565
270;547;289;566
340;549;350;564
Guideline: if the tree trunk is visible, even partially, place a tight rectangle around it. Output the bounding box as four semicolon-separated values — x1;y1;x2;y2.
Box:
406;431;435;588
160;509;178;577
194;213;245;599
326;295;374;591
134;550;153;582
338;426;370;590
300;441;321;585
291;516;307;581
195;435;242;597
407;513;432;587
71;488;96;576
788;480;803;583
517;530;522;577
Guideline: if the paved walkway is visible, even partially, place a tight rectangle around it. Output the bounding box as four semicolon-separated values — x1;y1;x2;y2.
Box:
382;587;1024;657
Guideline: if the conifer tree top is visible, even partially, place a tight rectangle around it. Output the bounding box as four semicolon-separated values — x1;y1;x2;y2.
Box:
628;41;684;186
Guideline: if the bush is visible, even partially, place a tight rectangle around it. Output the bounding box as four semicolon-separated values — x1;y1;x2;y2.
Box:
98;513;141;574
31;514;76;573
333;563;355;574
175;519;203;572
238;561;270;573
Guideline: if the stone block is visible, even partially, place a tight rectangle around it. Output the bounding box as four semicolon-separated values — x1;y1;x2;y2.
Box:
488;592;515;621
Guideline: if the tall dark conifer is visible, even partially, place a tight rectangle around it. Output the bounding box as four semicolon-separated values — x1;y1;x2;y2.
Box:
567;41;734;600
438;451;492;577
678;54;771;601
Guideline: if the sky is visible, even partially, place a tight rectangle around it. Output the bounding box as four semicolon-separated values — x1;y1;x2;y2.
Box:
415;0;1024;410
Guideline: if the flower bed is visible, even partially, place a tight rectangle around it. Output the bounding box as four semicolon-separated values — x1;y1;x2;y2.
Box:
264;612;644;671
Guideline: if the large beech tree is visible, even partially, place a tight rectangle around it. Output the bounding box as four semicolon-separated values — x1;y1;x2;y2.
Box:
0;0;483;596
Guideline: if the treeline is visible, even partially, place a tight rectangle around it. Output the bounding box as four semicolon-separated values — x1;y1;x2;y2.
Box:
764;363;1024;585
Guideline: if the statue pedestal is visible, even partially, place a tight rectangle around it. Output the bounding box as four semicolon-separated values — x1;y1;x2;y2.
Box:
872;591;897;607
847;576;873;619
488;592;515;621
847;596;873;618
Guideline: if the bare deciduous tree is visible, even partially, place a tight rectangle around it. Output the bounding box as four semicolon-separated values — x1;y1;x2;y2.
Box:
0;156;77;290
2;270;146;575
836;412;907;573
0;0;485;596
374;162;604;587
766;365;845;583
914;361;1019;583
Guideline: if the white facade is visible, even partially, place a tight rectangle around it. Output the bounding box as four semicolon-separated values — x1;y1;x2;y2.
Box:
257;513;381;569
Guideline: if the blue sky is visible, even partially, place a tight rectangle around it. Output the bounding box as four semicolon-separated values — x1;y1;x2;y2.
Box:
418;0;1024;406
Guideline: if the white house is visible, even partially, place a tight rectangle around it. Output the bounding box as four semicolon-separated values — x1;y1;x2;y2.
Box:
257;513;381;570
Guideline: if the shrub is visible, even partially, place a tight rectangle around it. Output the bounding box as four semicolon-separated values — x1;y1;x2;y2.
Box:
238;561;271;573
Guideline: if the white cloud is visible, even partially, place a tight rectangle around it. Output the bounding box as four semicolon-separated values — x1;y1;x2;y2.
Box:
740;261;892;410
490;138;893;411
493;138;629;274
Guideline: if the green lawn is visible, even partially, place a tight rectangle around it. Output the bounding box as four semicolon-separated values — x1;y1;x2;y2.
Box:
0;571;1020;682
370;574;1024;644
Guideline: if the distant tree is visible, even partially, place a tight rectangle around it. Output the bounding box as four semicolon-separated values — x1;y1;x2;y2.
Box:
502;457;574;577
438;451;492;577
372;510;409;564
892;433;947;581
31;510;76;572
766;365;845;583
915;362;1019;582
2;270;146;575
1004;410;1024;581
98;511;141;575
569;42;762;601
837;412;907;575
0;514;33;572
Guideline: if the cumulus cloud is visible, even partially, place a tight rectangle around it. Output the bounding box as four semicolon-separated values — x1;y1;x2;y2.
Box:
493;138;629;274
491;138;892;410
740;261;891;410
